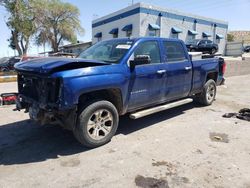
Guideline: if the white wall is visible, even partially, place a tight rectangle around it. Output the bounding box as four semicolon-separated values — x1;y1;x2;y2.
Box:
92;2;228;54
92;15;140;43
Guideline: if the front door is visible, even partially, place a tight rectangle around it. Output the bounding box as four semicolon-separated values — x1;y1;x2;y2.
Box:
127;40;165;110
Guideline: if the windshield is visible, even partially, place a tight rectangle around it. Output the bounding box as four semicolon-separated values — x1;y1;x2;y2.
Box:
78;40;134;63
187;39;200;45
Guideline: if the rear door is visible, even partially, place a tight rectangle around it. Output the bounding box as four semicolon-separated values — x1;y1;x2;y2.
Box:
161;40;193;101
127;40;165;110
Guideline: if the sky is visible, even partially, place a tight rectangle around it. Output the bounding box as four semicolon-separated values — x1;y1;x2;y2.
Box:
0;0;249;57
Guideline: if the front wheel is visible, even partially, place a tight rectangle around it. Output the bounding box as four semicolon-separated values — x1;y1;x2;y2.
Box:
196;79;217;106
74;100;119;148
211;48;216;54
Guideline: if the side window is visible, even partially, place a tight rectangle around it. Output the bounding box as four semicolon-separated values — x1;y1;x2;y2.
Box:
199;40;206;45
207;40;212;44
134;41;161;64
164;41;187;62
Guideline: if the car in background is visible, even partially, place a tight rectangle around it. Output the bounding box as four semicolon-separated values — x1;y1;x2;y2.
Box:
244;46;250;53
186;39;218;54
0;56;21;72
0;57;11;72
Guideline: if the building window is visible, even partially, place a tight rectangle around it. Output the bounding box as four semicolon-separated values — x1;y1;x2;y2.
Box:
126;30;132;37
109;28;119;38
187;34;195;41
94;32;102;42
122;24;133;37
113;33;118;38
216;34;224;44
171;27;182;39
171;33;179;39
148;24;160;37
149;30;159;37
187;30;198;42
202;32;212;39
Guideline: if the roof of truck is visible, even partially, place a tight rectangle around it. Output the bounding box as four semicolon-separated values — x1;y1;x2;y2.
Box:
102;37;183;43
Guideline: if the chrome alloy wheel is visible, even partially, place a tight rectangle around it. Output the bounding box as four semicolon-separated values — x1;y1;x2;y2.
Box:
206;84;215;102
87;109;113;140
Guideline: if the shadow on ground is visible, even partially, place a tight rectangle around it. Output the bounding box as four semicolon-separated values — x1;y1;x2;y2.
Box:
0;103;197;166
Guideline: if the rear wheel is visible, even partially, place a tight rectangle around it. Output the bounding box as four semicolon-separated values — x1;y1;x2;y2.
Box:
74;100;119;148
196;79;216;106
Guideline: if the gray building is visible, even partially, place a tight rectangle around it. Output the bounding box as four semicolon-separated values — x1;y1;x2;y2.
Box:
58;42;92;55
92;3;228;54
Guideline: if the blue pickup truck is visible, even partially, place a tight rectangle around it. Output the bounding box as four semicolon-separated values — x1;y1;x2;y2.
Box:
15;37;226;148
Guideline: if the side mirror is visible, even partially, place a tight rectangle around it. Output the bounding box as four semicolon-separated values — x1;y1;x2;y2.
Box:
129;55;151;69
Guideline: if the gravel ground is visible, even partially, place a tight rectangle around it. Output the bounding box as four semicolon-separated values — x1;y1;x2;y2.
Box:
0;75;250;188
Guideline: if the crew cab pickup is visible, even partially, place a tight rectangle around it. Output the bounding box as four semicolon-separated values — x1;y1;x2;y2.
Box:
15;37;226;148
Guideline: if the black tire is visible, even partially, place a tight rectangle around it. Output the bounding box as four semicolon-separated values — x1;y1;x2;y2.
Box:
74;100;119;148
190;49;196;52
2;67;9;72
196;79;217;106
211;48;216;54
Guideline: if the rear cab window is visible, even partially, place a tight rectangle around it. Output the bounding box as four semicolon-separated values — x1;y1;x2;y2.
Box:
163;41;188;63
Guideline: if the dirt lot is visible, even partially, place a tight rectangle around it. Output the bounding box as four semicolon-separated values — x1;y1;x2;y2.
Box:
0;75;250;188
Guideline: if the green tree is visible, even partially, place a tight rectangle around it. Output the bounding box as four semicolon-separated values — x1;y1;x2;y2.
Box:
4;0;36;56
227;33;234;42
0;0;5;5
35;0;84;52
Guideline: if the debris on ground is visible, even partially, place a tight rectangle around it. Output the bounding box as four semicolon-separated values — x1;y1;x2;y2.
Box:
0;93;17;106
222;108;250;122
209;132;229;143
135;175;169;188
152;160;177;176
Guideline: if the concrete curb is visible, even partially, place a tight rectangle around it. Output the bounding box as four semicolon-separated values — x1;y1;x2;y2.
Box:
0;75;17;83
0;72;16;76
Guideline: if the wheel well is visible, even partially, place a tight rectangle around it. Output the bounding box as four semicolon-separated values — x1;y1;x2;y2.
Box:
78;89;123;115
206;72;218;82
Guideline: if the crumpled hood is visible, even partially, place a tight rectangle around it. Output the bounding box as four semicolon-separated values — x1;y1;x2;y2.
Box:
14;57;109;74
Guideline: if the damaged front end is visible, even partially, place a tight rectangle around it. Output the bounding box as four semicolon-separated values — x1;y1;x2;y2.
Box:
16;72;77;130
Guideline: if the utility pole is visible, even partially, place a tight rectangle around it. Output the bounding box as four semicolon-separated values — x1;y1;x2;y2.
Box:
132;0;134;5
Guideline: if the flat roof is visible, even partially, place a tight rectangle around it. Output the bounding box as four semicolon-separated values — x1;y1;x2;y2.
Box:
59;41;92;49
92;3;228;29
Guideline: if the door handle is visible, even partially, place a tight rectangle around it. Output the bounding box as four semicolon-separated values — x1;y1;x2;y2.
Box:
185;66;192;71
157;70;166;74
